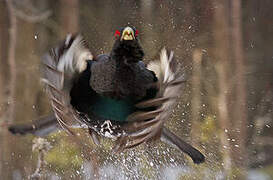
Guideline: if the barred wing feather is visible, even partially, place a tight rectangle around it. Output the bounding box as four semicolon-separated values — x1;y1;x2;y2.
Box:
115;48;186;151
41;35;93;134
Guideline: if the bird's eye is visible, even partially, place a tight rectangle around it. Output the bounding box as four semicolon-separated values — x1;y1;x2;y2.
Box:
115;30;121;38
135;30;139;37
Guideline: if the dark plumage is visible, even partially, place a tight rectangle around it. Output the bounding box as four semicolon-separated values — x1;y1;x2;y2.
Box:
8;26;205;164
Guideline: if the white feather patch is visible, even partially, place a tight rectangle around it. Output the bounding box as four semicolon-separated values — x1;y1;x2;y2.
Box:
147;48;175;83
57;35;93;73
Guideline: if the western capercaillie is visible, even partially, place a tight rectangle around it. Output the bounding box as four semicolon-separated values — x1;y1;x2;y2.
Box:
9;26;205;164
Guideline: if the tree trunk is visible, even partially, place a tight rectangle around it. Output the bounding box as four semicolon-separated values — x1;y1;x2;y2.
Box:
231;0;247;178
191;49;202;145
140;0;156;59
0;1;9;178
1;0;18;179
212;0;232;177
60;0;79;37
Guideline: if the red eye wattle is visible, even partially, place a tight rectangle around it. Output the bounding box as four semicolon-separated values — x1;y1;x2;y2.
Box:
115;30;121;38
135;30;139;37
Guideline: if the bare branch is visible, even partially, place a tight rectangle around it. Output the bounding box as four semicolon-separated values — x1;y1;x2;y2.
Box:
11;0;52;23
13;8;52;23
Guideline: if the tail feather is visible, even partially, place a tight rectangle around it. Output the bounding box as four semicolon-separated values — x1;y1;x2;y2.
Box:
161;127;205;164
8;114;58;136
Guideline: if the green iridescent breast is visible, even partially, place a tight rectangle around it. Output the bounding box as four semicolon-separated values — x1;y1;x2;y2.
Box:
89;95;137;122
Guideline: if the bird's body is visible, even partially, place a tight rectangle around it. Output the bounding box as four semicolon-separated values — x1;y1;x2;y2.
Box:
71;55;157;123
9;26;205;164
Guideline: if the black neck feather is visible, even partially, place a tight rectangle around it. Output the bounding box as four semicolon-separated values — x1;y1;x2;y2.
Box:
110;40;144;64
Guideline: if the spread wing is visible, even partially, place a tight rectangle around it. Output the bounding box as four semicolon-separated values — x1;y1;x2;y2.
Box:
41;34;93;135
115;48;186;151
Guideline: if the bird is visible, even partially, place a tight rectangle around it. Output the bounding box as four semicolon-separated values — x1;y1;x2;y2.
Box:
8;26;205;164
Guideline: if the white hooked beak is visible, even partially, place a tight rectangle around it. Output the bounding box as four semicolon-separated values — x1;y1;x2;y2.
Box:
121;27;135;41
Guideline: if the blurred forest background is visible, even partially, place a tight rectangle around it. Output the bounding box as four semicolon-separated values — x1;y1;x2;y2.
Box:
0;0;273;179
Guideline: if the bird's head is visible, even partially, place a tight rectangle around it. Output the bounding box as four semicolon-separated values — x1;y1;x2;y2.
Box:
115;26;138;41
111;26;144;63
